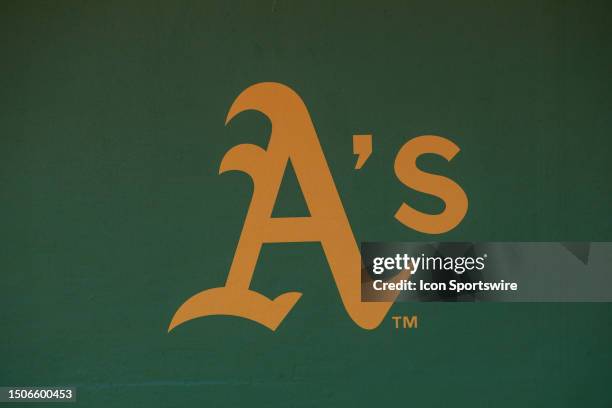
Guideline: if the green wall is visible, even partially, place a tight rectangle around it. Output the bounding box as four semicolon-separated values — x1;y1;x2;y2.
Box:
1;1;611;406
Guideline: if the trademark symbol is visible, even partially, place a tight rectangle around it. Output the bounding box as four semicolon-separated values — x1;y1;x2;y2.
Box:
392;315;418;329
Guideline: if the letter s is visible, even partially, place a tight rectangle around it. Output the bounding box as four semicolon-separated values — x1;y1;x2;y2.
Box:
394;135;468;234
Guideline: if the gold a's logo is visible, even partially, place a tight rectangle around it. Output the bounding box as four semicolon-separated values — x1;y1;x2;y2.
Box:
168;82;467;332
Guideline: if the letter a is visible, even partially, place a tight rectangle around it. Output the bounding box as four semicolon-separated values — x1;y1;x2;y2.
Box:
168;82;404;332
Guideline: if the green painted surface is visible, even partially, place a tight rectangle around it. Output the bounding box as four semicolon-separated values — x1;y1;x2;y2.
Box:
1;1;611;406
